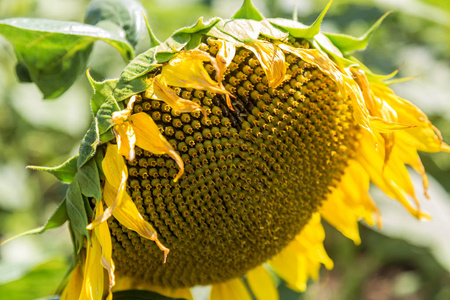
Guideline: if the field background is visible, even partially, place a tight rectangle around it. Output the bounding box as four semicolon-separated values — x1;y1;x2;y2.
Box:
0;0;449;299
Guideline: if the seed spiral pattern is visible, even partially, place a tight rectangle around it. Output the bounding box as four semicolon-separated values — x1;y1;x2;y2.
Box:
108;37;360;288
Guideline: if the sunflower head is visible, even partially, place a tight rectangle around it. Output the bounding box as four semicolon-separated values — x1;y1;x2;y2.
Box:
5;1;449;299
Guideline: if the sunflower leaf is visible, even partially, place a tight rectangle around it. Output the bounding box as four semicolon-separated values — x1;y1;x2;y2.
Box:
96;96;120;134
118;47;159;82
84;0;147;48
268;0;333;39
77;158;102;200
0;199;68;246
114;76;150;102
112;290;187;300
0;18;134;99
78;118;100;169
325;12;391;54
66;180;89;237
232;0;264;21
155;17;221;62
27;155;78;184
87;70;119;116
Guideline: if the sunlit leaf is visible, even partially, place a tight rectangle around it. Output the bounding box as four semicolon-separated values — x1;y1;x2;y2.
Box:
325;12;391;54
232;0;264;21
0;18;134;99
27;155;78;184
0;199;68;246
84;0;147;48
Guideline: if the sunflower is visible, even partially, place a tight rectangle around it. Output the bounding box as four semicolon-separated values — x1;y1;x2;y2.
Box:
9;1;450;299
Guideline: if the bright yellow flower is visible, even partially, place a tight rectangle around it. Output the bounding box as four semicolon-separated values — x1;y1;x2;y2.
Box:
55;2;450;300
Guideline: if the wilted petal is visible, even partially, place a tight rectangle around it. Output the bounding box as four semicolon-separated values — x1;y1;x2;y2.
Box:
161;49;229;95
129;112;184;182
93;204;115;300
80;233;104;300
147;76;206;117
102;144;169;262
245;41;286;88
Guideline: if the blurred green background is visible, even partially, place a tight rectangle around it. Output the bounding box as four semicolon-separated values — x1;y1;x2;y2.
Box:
0;0;449;299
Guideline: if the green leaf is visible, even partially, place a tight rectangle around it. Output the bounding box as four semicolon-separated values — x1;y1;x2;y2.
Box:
97;96;121;134
27;155;78;184
100;129;116;144
112;290;187;300
118;47;160;82
114;76;150;102
268;0;333;39
313;34;357;68
215;19;261;43
143;13;161;48
155;17;221;62
0;18;134;99
0;259;68;300
66;180;89;237
78;118;100;169
0;199;68;246
87;70;119;116
84;0;147;48
76;158;101;200
232;0;264;21
325;12;391;54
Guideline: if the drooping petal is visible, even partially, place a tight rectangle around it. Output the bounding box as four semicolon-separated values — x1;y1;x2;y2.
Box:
93;204;115;300
215;39;237;81
114;123;136;161
320;159;380;244
129;112;184;182
371;81;450;153
269;213;333;292
357;130;430;220
146;76;206;117
160;49;229;95
102;144;169;262
215;39;237;109
60;264;83;300
244;41;286;88
80;234;104;300
246;265;279;300
210;278;252;300
111;95;138;161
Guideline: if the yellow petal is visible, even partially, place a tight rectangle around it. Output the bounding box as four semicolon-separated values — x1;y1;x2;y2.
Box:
114;123;136;161
357;130;430;220
246;265;279;300
160;49;229;95
129;112;184;182
93;204;115;300
102;143;169;261
147;76;206;117
103;181;169;262
210;278;252;300
80;235;104;300
269;213;332;292
320;160;380;244
244;41;286;88
278;43;374;133
371;82;450;153
215;39;236;81
60;264;83;300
